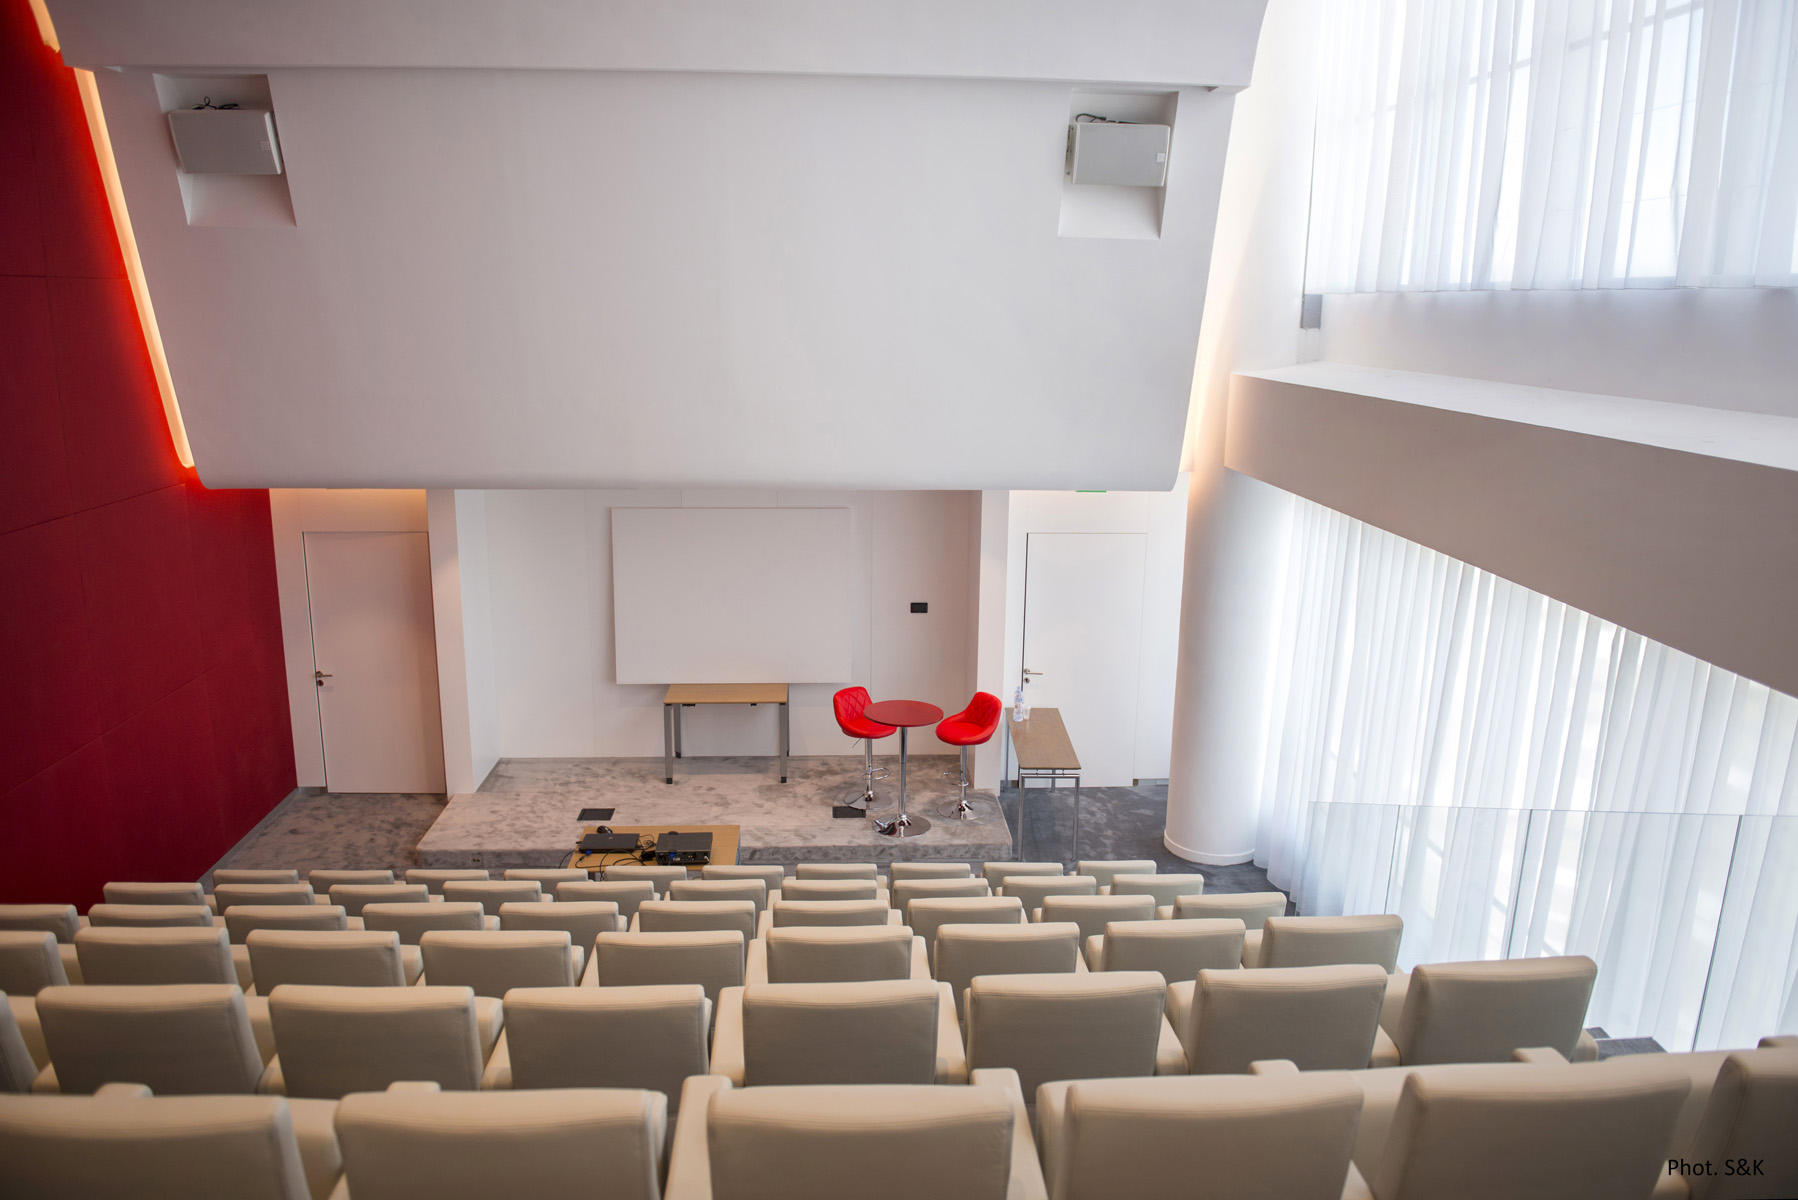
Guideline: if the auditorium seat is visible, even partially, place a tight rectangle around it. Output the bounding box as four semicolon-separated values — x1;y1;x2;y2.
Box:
1073;859;1160;890
1084;917;1246;980
1161;889;1289;930
1248;914;1403;972
886;862;973;881
982;861;1064;888
776;878;885;904
224;905;353;944
591;931;745;1007
560;879;656;921
793;862;878;880
84;903;215;929
247;930;424;989
891;876;989;921
502;868;590;897
498;901;621;984
1379;955;1600;1065
664;1072;1043;1200
934;922;1085;1020
1038;893;1156;943
1103;874;1207;907
711;979;966;1086
418;930;581;997
0;931;69;995
748;925;926;984
632;899;757;942
1166;963;1387;1073
34;984;265;1094
1669;1046;1798;1200
479;984;710;1103
602;864;691;896
261;984;501;1098
965;972;1180;1096
440;880;542;913
0;994;39;1092
336;1083;663;1200
359;902;493;944
906;896;1024;968
308;869;395;890
669;877;772;913
102;882;207;907
211;868;302;886
757;898;901;936
1000;874;1098;918
0;905;83;985
703;864;789;892
328;884;430;916
213;883;320;912
1036;1068;1365;1200
74;926;240;987
406;868;491;894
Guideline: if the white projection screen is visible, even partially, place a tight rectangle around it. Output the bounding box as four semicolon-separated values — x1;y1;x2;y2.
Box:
611;508;854;684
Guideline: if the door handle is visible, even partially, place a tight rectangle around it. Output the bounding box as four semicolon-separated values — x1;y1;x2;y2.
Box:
1022;669;1043;678
314;670;333;687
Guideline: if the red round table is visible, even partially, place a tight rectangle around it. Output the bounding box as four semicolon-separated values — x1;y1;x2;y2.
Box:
863;700;944;838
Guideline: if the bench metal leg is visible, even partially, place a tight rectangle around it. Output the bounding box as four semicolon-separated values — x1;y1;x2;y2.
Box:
663;704;675;784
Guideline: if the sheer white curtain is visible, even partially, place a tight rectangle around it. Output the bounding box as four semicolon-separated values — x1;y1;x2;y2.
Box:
1306;0;1798;291
1256;498;1798;1050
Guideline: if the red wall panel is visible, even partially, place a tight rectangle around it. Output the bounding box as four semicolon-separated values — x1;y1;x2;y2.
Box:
0;0;295;909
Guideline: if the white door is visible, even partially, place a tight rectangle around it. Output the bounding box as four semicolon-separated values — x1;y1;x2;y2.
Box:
1021;533;1146;787
304;531;446;793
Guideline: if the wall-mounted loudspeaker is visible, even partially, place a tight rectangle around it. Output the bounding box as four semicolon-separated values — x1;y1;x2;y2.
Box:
166;108;283;175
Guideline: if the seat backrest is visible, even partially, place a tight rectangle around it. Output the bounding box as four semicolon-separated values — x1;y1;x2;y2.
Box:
74;926;236;986
832;685;874;728
1259;914;1403;972
892;877;989;918
336;1086;664;1200
1001;876;1098;917
1107;874;1207;907
502;985;709;1096
1038;895;1156;943
1397;955;1597;1065
359;902;485;945
441;880;542;913
887;863;972;881
908;897;1024;964
1683;1048;1798;1200
0;904;80;943
764;926;914;983
593;931;746;1004
1172;891;1288;930
965;972;1165;1097
308;869;395;889
703;865;787;891
1041;1072;1363;1200
102;882;205;907
743;980;941;1086
266;984;485;1098
37;984;263;1094
670;878;769;913
934;923;1081;1017
768;899;892;928
793;863;877;880
85;904;214;928
330;883;429;916
404;869;491;894
1184;964;1387;1073
778;879;881;903
636;900;756;942
1371;1061;1688;1200
707;1083;1014;1200
0;997;34;1093
1073;860;1159;890
560;880;656;920
603;865;690;895
499;901;620;950
214;883;317;911
0;1092;313;1199
211;869;302;886
248;929;409;989
419;930;576;998
501;868;588;898
981;862;1064;887
1098;918;1245;981
0;930;68;995
224;905;350;944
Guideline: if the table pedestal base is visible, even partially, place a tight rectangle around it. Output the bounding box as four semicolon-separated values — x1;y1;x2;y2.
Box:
875;812;932;838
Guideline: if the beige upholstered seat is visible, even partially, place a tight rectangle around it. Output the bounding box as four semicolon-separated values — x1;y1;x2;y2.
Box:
501;868;589;898
560;879;657;920
329;883;429;916
982;862;1065;888
360;901;494;944
1039;894;1156;945
212;868;302;885
5;993;46;1079
248;929;423;989
224;905;351;943
1250;914;1402;971
1386;955;1598;1065
0;906;82;986
480;984;710;1102
777;878;884;903
1166;889;1288;930
888;862;974;881
441;880;542;913
1105;874;1207;907
404;868;491;894
711;979;967;1086
0;931;68;995
934;922;1085;1019
1073;860;1160;890
892;876;990;920
85;903;214;928
793;862;879;880
308;869;395;890
603;864;691;895
1674;1047;1798;1200
498;900;621;979
102;882;206;907
336;1084;664;1200
965;972;1178;1095
669;877;771;913
214;883;319;911
1167;963;1387;1073
261;984;502;1098
702;865;788;892
592;930;746;1005
74;926;237;986
761;898;898;933
419;930;580;997
1036;1069;1365;1200
750;925;926;984
34;984;264;1094
632;899;757;941
1;993;40;1093
1086;917;1246;980
908;897;1025;966
1001;875;1098;918
665;1072;1044;1200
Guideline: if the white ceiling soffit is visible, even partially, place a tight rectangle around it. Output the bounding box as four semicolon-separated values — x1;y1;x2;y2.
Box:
54;0;1269;490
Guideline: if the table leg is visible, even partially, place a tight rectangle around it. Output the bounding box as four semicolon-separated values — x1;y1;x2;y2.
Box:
663;704;674;785
674;705;683;759
876;725;930;837
779;701;789;783
1074;776;1080;863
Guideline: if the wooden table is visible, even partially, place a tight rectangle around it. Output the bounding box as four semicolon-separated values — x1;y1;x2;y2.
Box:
663;684;789;784
570;823;742;872
1007;707;1082;860
863;699;944;840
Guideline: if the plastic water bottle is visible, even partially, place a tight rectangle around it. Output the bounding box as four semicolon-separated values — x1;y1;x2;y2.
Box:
1013;683;1026;722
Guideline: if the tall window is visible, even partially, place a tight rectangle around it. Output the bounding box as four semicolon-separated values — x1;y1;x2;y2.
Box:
1306;0;1798;291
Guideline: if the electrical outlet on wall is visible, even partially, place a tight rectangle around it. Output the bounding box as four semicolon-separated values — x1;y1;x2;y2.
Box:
910;602;928;613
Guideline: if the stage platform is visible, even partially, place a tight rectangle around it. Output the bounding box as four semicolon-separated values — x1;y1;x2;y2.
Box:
416;756;1013;869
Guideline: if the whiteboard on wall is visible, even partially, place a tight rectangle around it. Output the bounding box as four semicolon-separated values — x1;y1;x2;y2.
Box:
612;507;854;684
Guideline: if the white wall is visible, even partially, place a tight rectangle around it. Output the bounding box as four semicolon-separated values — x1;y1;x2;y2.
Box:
1002;484;1188;783
483;490;974;760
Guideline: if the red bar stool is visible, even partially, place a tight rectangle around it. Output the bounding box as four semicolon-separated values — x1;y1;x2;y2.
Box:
935;692;1001;820
833;687;897;811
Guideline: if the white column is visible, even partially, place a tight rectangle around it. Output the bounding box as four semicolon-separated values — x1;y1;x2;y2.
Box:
969;490;1010;790
427;489;501;796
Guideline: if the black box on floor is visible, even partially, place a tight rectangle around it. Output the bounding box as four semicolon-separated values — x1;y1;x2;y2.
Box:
655;830;713;865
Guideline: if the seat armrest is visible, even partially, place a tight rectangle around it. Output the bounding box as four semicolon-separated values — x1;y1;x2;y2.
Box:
754;910;771;939
31;1064;58;1093
1155;1015;1187;1075
94;1083;152;1099
57;944;83;984
1343;1161;1376;1200
1097;885;1111;895
286;1097;344;1200
230;943;255;990
481;915;500;931
346;917;364;931
8;996;47;1069
935;981;968;1084
1155;905;1173;920
909;936;930;981
258;1055;286;1095
473;997;504;1060
205;895;218;914
666;1075;732;1200
1369;1026;1400;1067
1164;979;1195;1061
1028;909;1042;923
1073;952;1088;974
1571;1030;1599;1061
1082;935;1103;971
480;1030;513;1089
1379;971;1408;1039
580;949;598;986
886;908;902;926
1652;1170;1693;1200
244;995;276;1064
711;987;747;1086
1249;1059;1301;1076
967;1068;1049;1200
1241;928;1262;968
629;912;642;933
311;895;333;905
566;944;584;985
400;945;424;985
745;938;769;986
1512;1046;1571;1065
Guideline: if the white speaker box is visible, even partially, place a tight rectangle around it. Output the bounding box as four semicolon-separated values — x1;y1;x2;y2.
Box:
1067;120;1170;187
166;108;283;175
